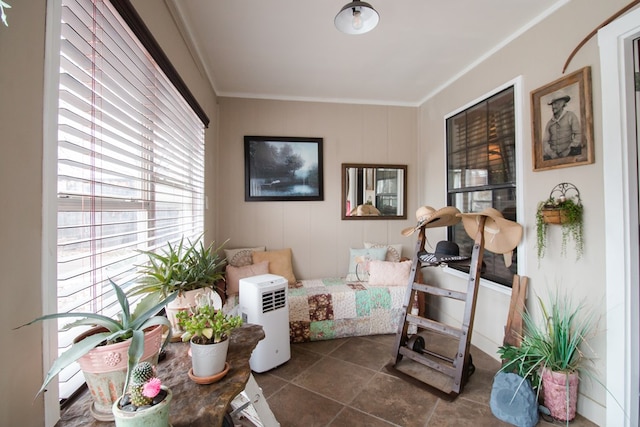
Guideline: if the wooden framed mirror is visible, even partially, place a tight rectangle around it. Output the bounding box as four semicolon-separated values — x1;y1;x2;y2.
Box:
342;163;407;220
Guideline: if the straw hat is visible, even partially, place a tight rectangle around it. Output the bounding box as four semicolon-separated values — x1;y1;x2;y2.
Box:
350;204;381;216
401;206;461;236
457;207;523;267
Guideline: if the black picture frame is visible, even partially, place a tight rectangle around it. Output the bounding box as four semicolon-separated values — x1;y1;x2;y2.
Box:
244;136;324;201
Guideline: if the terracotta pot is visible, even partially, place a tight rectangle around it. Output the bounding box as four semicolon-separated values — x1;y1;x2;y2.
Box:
74;324;164;421
113;386;172;427
541;368;579;421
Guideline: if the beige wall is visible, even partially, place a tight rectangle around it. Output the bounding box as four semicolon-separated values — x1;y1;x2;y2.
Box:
0;1;218;425
0;1;47;426
418;1;630;424
2;0;631;425
216;98;418;279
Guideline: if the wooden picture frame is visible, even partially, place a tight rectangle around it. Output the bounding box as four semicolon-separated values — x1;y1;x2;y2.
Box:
244;136;324;201
531;66;594;171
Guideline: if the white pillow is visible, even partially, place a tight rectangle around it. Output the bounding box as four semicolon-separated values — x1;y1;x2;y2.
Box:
368;260;412;286
364;242;403;262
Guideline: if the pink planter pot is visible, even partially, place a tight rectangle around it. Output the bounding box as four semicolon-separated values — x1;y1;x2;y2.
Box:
74;324;164;421
541;368;579;422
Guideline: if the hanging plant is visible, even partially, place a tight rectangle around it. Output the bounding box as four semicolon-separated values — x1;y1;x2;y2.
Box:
536;183;584;261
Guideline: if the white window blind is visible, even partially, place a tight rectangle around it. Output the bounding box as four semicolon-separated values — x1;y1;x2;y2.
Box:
57;0;206;399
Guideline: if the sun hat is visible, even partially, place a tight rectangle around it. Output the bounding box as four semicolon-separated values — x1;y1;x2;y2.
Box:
457;207;523;267
350;204;381;216
419;241;469;266
401;206;461;236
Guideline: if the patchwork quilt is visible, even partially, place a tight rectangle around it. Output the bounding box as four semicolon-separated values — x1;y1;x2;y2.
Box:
288;278;408;343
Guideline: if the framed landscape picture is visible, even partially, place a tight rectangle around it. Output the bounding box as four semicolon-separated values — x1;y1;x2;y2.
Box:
531;66;594;171
244;136;324;201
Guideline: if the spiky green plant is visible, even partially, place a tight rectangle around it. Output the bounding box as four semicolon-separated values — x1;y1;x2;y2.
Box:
14;279;176;396
499;292;597;391
129;362;157;406
129;235;228;300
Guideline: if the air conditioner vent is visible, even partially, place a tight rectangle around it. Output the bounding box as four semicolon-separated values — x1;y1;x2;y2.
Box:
262;288;286;313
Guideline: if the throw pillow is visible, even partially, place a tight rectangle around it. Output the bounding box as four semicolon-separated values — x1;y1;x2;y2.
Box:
225;261;270;296
224;246;266;267
364;242;403;262
252;248;296;285
345;247;388;282
368;260;412;286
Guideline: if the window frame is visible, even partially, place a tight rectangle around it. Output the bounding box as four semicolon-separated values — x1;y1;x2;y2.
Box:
442;77;526;293
42;0;208;424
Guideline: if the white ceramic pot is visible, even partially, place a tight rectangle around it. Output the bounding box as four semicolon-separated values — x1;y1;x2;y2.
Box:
190;338;229;378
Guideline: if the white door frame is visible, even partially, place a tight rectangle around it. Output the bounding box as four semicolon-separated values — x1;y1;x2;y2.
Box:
599;8;640;427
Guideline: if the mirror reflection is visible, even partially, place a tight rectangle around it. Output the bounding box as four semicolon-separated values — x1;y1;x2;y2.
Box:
342;163;407;220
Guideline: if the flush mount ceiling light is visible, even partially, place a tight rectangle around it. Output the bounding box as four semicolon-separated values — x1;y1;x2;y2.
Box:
334;1;379;35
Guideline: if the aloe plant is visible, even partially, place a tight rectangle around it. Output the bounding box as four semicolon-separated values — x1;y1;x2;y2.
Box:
129;235;228;300
14;279;176;396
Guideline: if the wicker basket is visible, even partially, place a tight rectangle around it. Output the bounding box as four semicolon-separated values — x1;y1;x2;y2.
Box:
541;208;568;225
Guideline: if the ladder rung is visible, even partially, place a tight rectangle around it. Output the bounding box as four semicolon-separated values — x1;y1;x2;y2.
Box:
412;282;467;301
398;346;457;377
406;314;463;339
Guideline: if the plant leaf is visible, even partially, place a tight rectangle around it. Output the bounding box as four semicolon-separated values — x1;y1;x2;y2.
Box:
36;332;110;397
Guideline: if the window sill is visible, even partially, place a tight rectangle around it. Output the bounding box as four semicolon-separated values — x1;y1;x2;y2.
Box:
442;266;512;296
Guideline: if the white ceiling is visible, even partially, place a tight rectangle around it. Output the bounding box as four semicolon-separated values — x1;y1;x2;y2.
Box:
169;0;565;106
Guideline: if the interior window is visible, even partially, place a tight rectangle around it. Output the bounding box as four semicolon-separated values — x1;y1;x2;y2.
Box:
446;86;517;287
56;0;207;400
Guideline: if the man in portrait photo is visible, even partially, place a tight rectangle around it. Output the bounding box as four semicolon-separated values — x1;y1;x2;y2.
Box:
542;90;582;160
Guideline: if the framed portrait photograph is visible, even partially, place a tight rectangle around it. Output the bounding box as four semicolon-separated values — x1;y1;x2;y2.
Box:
531;66;594;171
244;136;324;201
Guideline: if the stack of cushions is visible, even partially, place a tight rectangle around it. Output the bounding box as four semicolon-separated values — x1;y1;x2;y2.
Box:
224;246;296;296
345;242;406;283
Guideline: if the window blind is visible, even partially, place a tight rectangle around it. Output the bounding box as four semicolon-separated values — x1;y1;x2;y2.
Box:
57;0;205;399
446;87;517;287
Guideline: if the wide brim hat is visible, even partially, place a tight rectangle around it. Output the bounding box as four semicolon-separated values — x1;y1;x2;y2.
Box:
419;240;470;265
350;204;381;216
401;206;461;236
548;90;571;105
457;207;523;267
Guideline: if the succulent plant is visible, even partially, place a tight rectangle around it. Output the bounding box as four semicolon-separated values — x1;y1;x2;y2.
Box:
128;362;159;407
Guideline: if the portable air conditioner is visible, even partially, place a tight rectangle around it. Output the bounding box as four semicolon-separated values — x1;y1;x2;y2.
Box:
239;274;291;373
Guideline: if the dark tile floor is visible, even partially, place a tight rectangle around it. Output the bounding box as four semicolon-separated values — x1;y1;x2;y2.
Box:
252;334;598;427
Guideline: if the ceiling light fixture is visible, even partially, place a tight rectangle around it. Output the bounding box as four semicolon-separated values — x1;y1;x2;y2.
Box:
334;1;379;35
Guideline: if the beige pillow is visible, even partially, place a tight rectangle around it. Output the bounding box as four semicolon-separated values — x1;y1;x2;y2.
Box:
364;242;403;262
252;248;296;285
368;260;412;286
224;246;266;267
225;261;270;296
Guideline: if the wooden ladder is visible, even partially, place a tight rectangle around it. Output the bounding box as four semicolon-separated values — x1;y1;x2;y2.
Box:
392;216;486;397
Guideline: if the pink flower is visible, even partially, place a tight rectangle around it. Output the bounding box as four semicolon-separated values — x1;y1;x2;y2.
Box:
142;377;162;398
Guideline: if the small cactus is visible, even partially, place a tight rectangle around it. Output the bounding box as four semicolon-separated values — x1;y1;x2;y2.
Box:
128;362;160;407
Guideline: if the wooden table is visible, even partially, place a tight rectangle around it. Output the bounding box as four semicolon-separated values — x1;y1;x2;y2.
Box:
56;324;265;427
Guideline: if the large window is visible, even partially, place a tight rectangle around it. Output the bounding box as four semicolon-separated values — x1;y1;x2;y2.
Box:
56;0;207;399
446;86;517;287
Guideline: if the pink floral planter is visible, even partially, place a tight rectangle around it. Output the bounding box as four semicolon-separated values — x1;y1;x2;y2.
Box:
541;368;579;421
74;324;164;421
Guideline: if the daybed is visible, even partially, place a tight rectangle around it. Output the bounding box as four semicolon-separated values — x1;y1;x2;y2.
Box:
223;244;413;343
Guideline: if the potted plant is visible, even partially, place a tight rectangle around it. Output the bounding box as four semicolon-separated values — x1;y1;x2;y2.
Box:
176;292;242;382
497;292;597;423
112;361;172;427
14;280;176;421
535;183;584;261
130;235;228;334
